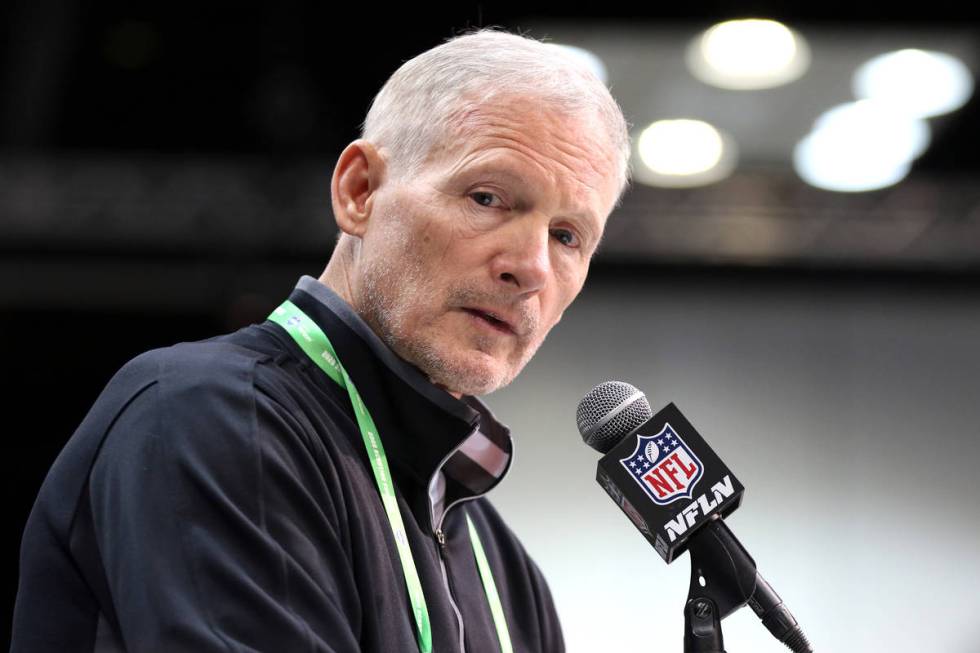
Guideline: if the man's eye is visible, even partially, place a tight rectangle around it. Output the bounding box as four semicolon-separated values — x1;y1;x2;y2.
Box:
470;191;502;208
551;228;579;248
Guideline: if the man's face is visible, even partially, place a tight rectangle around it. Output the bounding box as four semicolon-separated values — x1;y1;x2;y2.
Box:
351;97;621;396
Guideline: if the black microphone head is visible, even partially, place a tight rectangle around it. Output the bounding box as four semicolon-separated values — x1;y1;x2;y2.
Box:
576;381;653;454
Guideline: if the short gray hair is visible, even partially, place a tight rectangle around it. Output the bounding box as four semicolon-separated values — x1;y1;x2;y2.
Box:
362;28;631;201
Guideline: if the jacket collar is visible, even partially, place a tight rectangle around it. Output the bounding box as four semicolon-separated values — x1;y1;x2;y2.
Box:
286;276;513;527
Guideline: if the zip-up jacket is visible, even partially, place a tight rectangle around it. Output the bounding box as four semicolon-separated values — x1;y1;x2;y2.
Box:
12;276;565;652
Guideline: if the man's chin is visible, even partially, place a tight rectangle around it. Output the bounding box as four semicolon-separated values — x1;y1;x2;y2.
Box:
425;351;514;398
385;331;517;396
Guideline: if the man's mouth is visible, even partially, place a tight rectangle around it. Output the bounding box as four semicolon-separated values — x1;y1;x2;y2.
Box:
462;308;515;335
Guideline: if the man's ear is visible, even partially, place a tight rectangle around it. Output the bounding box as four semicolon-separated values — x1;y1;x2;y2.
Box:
331;139;387;237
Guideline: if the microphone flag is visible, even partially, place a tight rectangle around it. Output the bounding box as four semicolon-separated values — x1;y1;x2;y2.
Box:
596;403;745;563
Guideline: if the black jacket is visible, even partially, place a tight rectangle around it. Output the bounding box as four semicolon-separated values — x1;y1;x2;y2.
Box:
12;277;564;652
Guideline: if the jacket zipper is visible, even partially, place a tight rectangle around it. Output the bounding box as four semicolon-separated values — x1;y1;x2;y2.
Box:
429;425;498;653
434;527;467;652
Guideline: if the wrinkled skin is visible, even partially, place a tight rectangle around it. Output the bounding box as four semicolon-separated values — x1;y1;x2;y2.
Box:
323;96;622;397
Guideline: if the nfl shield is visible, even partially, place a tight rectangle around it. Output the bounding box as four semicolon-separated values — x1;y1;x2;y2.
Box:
620;423;704;505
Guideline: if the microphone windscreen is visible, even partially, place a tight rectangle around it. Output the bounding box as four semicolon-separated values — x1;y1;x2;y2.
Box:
576;381;653;454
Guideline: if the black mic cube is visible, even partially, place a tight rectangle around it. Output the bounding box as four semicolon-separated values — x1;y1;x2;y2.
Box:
596;403;745;564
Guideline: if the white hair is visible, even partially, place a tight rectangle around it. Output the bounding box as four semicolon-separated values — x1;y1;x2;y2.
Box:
361;28;631;200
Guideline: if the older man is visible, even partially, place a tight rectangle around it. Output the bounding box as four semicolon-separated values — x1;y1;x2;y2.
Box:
12;29;629;652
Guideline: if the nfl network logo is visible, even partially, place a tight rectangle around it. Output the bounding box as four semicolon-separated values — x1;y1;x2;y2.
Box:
620;423;704;505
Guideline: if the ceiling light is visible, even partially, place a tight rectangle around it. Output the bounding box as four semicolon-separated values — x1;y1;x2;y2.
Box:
687;19;810;90
634;119;737;188
793;101;930;192
853;48;974;118
813;100;931;161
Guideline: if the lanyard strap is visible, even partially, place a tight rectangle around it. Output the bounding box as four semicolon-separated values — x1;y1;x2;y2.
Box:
269;300;512;653
466;513;514;653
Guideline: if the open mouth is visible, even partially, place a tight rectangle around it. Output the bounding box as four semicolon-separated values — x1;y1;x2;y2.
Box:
463;308;513;334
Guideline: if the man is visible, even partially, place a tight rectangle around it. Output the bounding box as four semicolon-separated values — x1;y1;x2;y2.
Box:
12;29;629;652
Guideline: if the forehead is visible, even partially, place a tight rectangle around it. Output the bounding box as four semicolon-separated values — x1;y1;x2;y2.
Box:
426;97;621;217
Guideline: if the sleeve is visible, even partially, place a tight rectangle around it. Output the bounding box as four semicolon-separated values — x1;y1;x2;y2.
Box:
88;349;362;652
521;551;565;653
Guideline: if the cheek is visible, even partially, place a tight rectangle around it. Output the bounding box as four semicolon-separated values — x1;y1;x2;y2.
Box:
536;275;585;333
552;262;587;306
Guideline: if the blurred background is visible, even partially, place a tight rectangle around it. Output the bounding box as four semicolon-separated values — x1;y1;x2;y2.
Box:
3;2;979;651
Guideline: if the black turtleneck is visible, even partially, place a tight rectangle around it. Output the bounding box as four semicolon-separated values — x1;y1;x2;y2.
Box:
12;276;565;653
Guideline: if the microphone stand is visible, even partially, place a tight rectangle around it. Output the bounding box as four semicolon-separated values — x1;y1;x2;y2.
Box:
683;518;758;653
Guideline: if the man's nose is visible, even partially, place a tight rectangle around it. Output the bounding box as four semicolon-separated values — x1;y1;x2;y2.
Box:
490;218;551;293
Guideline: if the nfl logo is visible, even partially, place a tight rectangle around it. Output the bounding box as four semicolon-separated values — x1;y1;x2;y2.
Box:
620;423;704;505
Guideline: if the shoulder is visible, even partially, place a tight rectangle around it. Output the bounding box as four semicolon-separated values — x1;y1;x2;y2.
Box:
39;335;279;497
95;328;355;484
92;335;307;482
104;330;322;430
123;336;272;392
89;333;350;526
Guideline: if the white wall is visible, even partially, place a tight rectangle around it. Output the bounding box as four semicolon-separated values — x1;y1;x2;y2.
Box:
484;273;980;653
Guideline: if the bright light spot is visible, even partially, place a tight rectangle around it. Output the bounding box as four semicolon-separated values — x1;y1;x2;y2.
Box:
639;120;723;175
793;101;930;192
813;101;931;161
687;19;810;90
794;132;911;192
854;49;974;118
553;44;609;85
634;119;737;187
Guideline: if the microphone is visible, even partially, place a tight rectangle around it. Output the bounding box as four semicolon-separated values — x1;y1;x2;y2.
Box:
577;381;813;653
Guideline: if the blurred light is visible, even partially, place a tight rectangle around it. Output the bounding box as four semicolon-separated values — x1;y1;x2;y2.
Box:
794;132;911;193
639;120;722;174
687;19;810;90
853;49;974;118
554;44;609;85
634;119;737;188
813;101;931;160
793;101;931;192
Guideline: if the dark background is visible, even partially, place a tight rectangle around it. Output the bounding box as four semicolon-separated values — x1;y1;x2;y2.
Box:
3;2;979;648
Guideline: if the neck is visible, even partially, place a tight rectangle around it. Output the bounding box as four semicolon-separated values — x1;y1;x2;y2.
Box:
319;238;358;308
318;243;464;401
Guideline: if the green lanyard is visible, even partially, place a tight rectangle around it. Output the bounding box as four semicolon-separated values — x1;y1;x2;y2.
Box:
269;300;512;653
